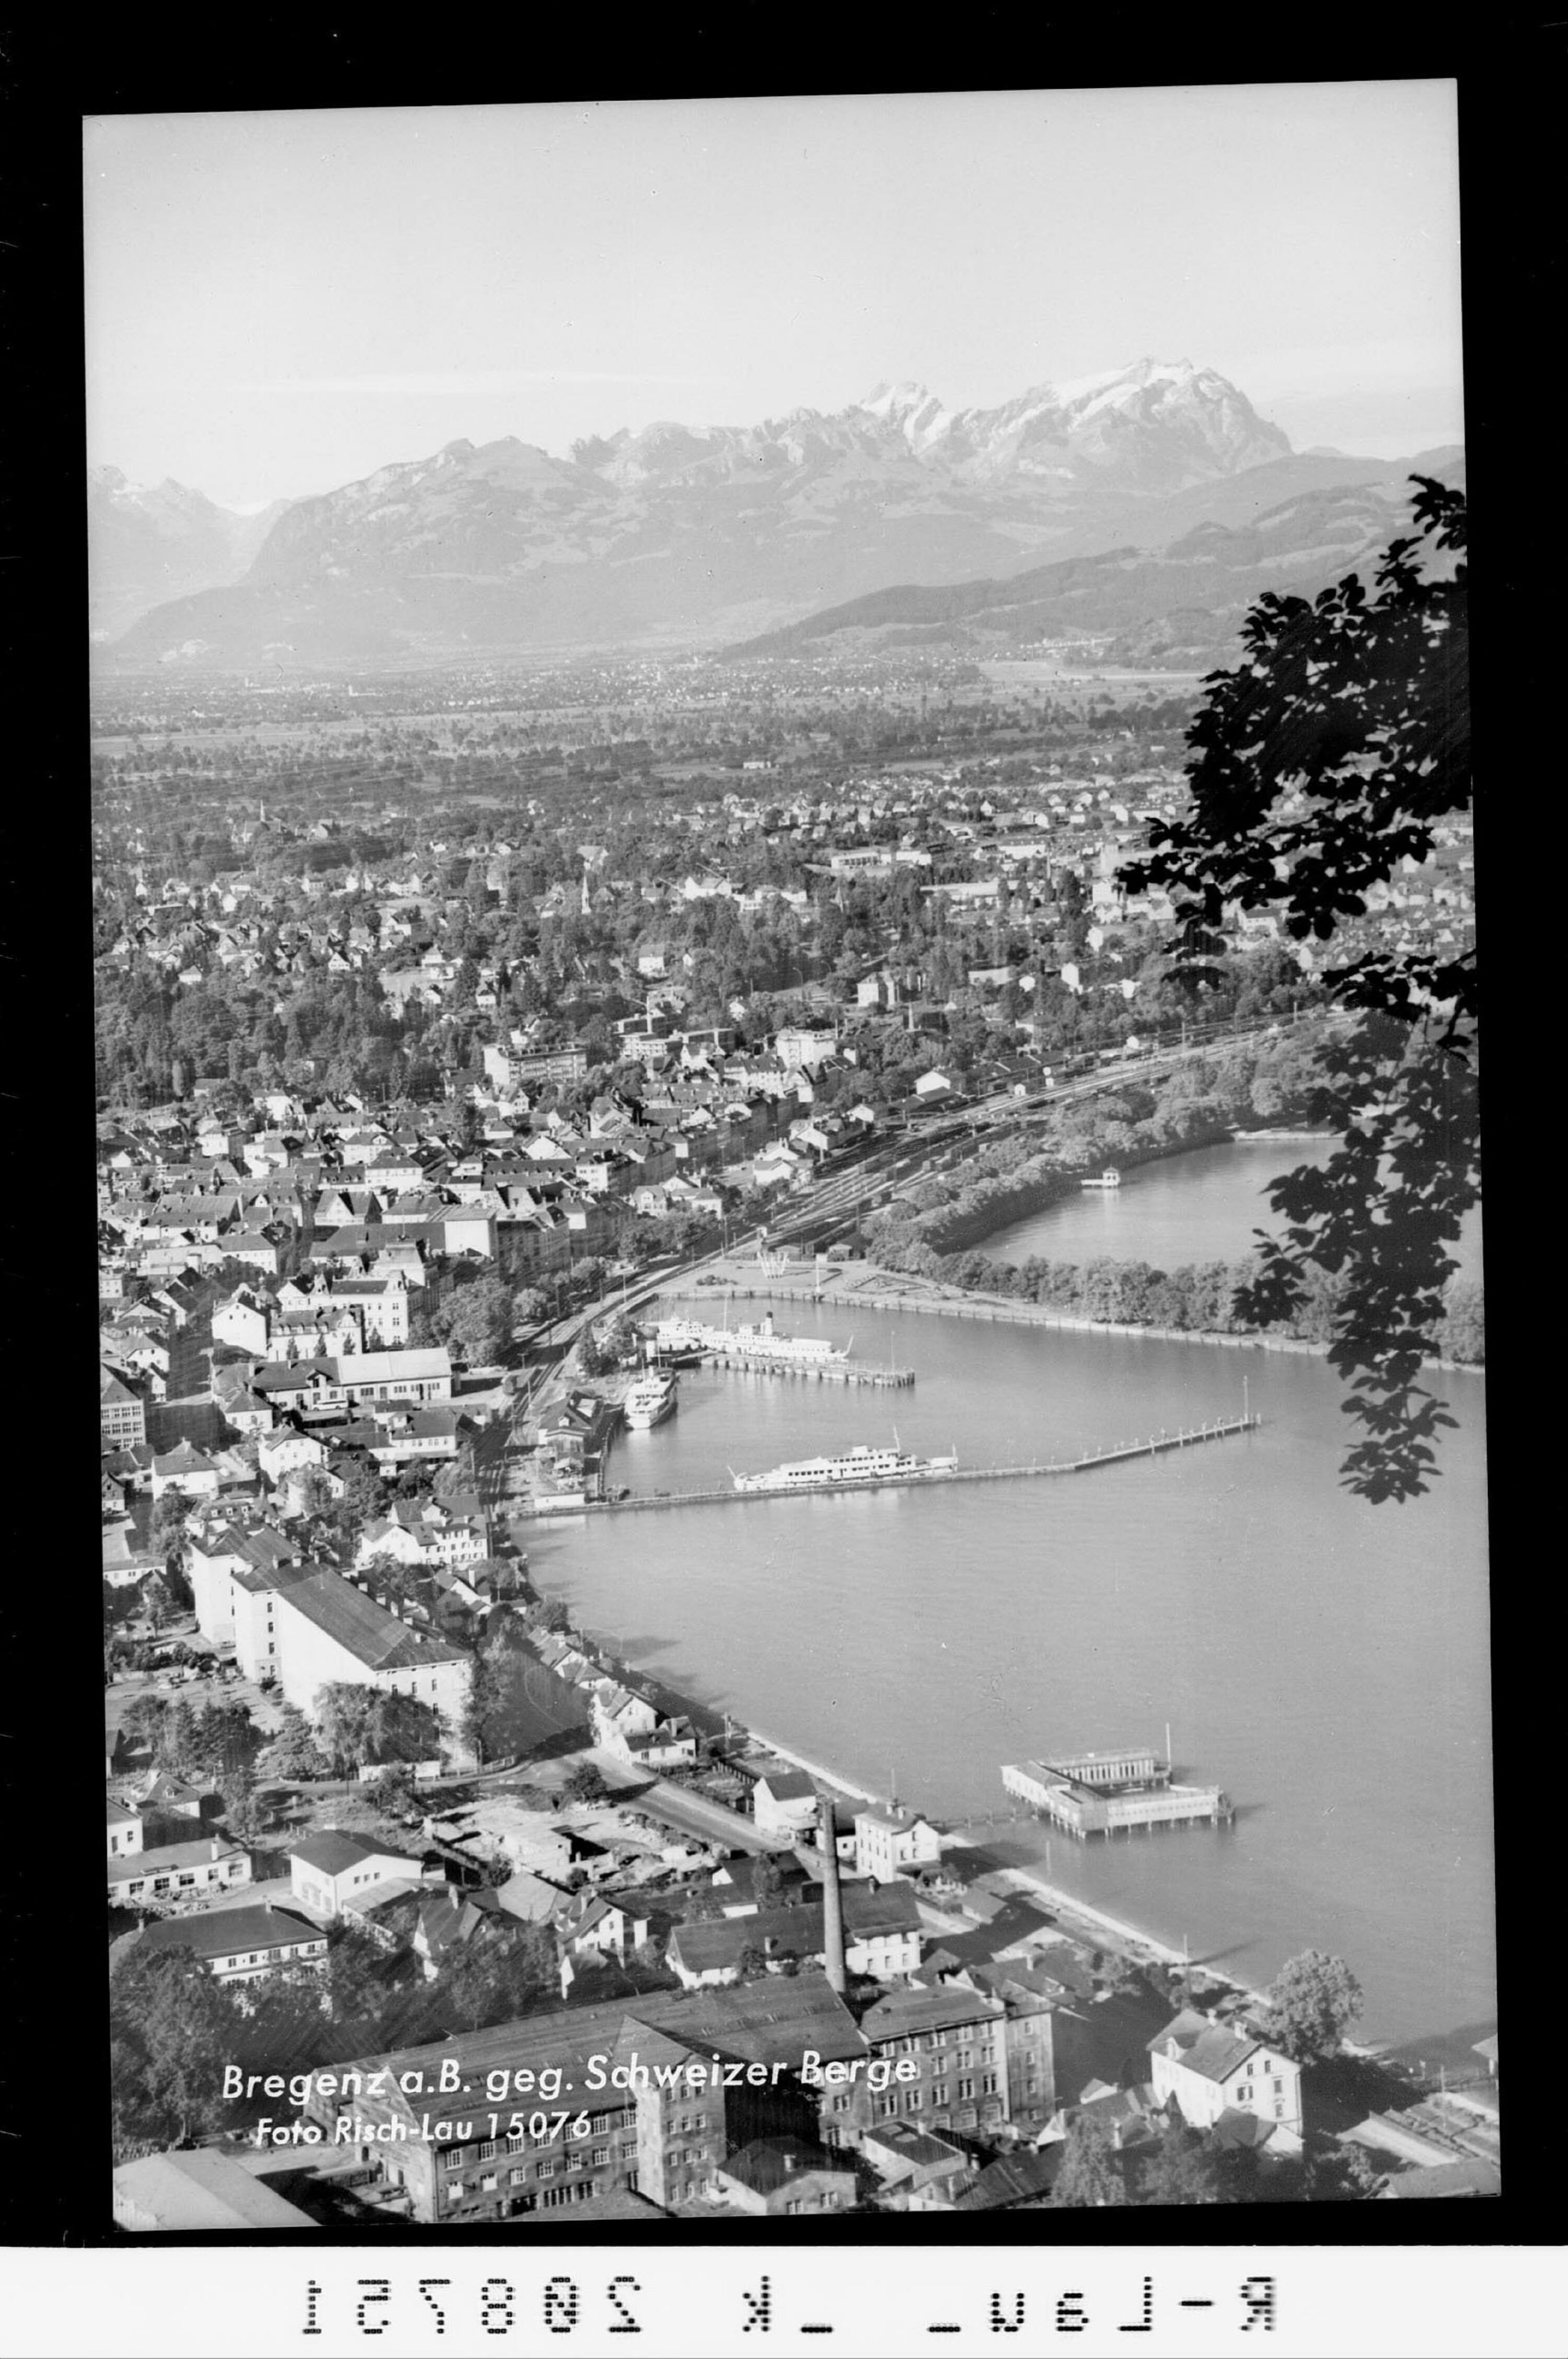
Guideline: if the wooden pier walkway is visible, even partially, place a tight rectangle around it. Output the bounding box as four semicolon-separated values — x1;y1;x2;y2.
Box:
558;1413;1261;1516
696;1349;914;1389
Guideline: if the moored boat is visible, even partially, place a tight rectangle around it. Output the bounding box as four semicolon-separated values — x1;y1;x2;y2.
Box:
732;1442;958;1495
1080;1166;1122;1189
623;1371;678;1429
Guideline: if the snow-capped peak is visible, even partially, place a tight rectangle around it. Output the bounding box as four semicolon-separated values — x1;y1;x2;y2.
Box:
858;380;940;419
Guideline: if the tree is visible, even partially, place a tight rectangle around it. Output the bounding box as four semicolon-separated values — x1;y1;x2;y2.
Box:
150;1491;190;1563
1050;2112;1128;2207
155;1696;201;1775
459;1640;507;1769
1136;2114;1227;2206
295;1465;337;1521
365;1760;418;1814
110;1942;241;2151
314;1682;378;1776
119;1691;169;1755
317;1921;399;2027
218;1760;267;1845
437;1923;556;2033
735;1942;770;1983
334;1451;387;1551
190;1700;262;1779
437;1272;512;1365
1120;479;1472;1501
751;1852;789;1908
1306;2140;1383;2201
561;1760;609;1805
1260;1949;1364;2062
258;1704;329;1782
142;1571;175;1631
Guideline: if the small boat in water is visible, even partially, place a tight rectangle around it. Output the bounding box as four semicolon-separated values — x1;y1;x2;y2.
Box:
1080;1167;1122;1189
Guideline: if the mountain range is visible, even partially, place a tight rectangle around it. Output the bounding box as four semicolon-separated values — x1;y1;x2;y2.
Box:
726;471;1466;671
91;360;1462;669
88;469;292;643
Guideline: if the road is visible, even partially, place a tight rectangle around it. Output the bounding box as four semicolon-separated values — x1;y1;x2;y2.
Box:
624;1776;788;1856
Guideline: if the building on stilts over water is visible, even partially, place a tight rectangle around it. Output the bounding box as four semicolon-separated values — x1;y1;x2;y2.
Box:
1001;1740;1232;1839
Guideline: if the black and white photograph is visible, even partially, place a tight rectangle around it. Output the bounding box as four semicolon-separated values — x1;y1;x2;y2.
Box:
81;75;1498;2317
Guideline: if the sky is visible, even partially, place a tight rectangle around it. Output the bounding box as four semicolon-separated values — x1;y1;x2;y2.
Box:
84;84;1463;512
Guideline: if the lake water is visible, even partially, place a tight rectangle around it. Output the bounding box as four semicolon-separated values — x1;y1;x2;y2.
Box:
530;1151;1493;2047
980;1135;1484;1282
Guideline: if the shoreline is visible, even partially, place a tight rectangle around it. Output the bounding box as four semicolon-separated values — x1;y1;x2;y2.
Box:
656;1279;1480;1378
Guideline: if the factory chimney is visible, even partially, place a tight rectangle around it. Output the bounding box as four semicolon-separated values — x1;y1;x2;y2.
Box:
817;1790;847;1996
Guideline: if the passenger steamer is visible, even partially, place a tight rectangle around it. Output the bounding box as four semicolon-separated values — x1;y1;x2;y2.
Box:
622;1371;678;1429
649;1310;850;1367
732;1442;958;1495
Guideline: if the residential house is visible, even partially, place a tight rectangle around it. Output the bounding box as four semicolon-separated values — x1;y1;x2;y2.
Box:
854;1806;943;1884
288;1831;429;1922
710;2136;857;2216
212;1287;271;1355
107;1834;251;1910
148;1441;222;1502
107;1799;144;1859
667;1881;923;1990
133;1900;327;1987
258;1427;331;1485
859;2119;973;2208
1148;2009;1304;2145
366;1404;463;1470
751;1769;820;1841
559;1893;653;1964
100;1368;147;1450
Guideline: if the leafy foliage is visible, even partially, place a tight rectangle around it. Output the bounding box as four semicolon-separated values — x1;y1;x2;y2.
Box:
111;1942;242;2151
1136;2114;1227;2205
1120;479;1474;1498
1260;1949;1364;2062
314;1681;447;1773
1050;2111;1128;2207
257;1703;330;1782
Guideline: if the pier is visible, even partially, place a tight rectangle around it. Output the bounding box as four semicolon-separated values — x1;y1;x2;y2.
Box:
540;1412;1261;1516
694;1348;914;1388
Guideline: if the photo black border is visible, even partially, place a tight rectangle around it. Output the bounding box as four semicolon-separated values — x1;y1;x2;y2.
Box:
0;15;1549;2273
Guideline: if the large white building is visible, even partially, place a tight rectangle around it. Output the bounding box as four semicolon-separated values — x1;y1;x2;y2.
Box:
189;1524;474;1758
1148;2010;1304;2144
854;1807;943;1884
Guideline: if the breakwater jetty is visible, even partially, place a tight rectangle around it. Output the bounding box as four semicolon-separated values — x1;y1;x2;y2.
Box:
540;1412;1261;1517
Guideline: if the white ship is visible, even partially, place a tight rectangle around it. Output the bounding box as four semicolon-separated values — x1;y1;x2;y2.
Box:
623;1371;678;1429
1080;1167;1123;1189
650;1309;849;1366
732;1442;958;1495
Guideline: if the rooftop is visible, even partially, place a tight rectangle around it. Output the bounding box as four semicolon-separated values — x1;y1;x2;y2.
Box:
280;1568;467;1673
113;2147;320;2232
289;1830;421;1877
134;1902;324;1961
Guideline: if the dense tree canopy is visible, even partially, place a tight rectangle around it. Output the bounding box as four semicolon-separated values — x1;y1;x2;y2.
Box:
1121;478;1474;1500
1260;1949;1364;2062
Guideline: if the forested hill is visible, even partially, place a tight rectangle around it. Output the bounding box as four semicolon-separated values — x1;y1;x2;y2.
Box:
727;465;1466;670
